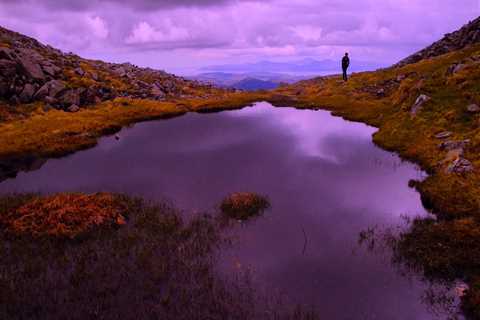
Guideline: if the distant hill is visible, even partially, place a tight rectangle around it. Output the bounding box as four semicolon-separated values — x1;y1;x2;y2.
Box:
202;58;381;74
231;78;279;91
190;72;309;91
395;16;480;67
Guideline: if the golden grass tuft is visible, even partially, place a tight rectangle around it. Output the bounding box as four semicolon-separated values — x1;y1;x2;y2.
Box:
0;193;127;238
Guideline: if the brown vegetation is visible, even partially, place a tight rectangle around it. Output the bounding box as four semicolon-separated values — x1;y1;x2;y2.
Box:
0;193;319;320
220;192;270;220
0;193;126;238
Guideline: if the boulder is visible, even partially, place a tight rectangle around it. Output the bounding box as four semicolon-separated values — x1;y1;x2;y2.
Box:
41;64;61;77
467;104;480;113
411;94;431;115
376;88;385;97
0;59;18;78
447;63;466;75
150;85;166;99
0;77;9;96
74;67;85;76
47;80;66;97
34;80;66;100
43;96;57;105
434;131;453;139
67;104;80;113
58;89;80;107
33;83;50;100
447;157;474;174
19;83;35;103
18;55;45;81
9;95;20;105
0;47;14;60
439;139;470;151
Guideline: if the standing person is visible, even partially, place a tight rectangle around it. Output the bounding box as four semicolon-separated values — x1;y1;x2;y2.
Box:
342;52;350;81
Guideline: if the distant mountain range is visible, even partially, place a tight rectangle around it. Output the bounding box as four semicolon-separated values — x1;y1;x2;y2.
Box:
201;58;381;74
189;72;310;91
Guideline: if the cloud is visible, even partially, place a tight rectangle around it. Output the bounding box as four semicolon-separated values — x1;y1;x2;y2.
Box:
126;21;190;44
1;0;270;11
0;0;478;73
86;16;109;39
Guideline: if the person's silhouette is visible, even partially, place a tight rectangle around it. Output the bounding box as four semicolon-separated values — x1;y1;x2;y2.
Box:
342;53;350;81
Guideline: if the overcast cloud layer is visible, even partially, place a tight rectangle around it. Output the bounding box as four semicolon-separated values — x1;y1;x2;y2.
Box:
0;0;478;74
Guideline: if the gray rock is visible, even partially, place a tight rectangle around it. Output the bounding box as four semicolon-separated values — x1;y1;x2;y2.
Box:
0;59;18;78
435;131;453;139
47;80;66;97
19;83;35;103
447;63;466;75
90;72;99;81
42;104;53;112
18;55;45;81
0;47;14;60
42;64;61;77
114;66;127;77
150;85;165;99
67;104;80;113
33;83;50;100
411;94;431;115
9;95;20;105
0;78;8;96
74;67;85;76
396;74;406;82
58;89;80;106
439;139;470;151
43;96;57;105
34;80;66;100
467;104;480;113
447;157;474;174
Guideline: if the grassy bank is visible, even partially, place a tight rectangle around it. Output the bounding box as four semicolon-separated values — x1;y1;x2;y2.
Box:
0;192;318;320
274;43;480;317
0;91;270;161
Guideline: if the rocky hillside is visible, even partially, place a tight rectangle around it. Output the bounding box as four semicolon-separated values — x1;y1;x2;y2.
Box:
0;26;222;113
395;16;480;67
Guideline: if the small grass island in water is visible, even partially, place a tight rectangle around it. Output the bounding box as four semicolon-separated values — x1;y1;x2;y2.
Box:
220;192;270;220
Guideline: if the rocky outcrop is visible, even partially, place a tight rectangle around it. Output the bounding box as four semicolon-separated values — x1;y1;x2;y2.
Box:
411;94;431;115
395;17;480;67
0;25;223;112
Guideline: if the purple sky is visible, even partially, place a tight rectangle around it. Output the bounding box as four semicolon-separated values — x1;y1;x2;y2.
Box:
0;0;479;75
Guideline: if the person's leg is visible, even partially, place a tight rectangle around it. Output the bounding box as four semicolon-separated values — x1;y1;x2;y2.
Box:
342;68;347;81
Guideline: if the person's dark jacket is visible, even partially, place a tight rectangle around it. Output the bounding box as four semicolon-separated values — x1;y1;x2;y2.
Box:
342;56;350;70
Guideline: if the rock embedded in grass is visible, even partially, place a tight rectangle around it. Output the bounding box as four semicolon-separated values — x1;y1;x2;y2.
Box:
467;104;480;113
220;192;270;220
410;94;431;115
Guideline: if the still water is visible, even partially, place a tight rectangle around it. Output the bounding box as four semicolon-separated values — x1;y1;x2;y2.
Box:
0;102;455;319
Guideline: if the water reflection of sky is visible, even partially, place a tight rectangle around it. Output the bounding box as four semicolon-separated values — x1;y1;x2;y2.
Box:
0;102;443;319
228;102;377;163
